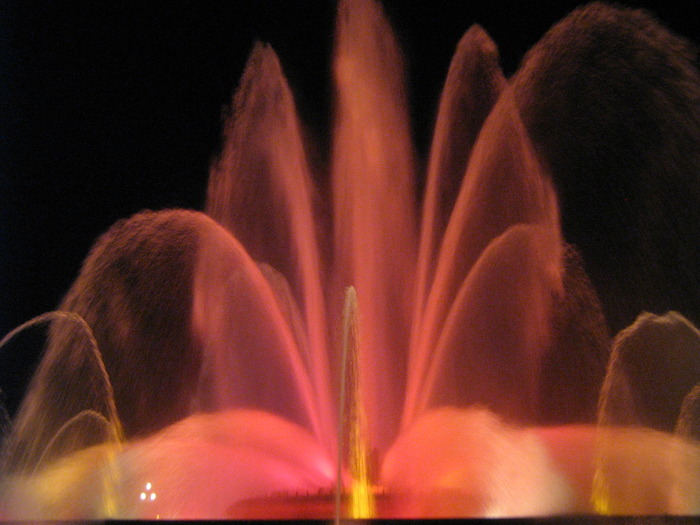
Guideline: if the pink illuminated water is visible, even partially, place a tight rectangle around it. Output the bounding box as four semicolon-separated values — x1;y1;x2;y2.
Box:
2;0;700;519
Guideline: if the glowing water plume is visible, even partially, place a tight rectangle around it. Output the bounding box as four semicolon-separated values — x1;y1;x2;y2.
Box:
206;40;334;452
403;90;563;428
410;23;506;382
332;0;417;454
511;3;700;335
2;0;700;519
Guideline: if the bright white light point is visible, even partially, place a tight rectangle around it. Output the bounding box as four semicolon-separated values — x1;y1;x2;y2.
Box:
150;493;157;501
146;482;152;490
140;492;147;501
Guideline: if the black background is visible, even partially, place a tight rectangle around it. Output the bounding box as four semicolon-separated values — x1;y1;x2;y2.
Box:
1;2;698;414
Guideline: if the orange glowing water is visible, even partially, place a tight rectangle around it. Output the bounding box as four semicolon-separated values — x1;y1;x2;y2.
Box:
2;0;700;520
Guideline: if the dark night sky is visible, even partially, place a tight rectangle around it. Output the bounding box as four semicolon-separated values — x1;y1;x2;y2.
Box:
1;2;698;413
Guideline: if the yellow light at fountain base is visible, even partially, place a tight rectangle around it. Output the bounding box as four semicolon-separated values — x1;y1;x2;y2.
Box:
591;467;611;515
348;411;375;518
350;479;375;518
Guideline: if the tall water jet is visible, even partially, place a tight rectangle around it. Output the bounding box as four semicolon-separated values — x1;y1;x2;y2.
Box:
332;0;418;454
205;42;334;453
410;24;506;375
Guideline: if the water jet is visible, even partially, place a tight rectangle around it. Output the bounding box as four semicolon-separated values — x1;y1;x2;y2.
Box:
2;1;700;519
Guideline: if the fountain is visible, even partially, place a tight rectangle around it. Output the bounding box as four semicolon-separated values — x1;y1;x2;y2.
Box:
2;0;700;519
